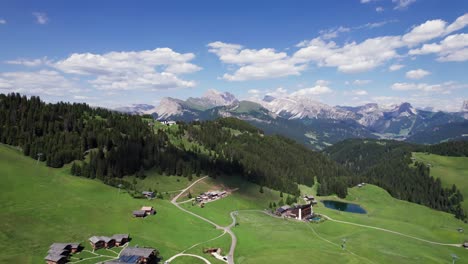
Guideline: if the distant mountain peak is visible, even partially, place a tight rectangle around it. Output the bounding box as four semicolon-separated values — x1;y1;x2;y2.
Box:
462;100;468;112
201;89;238;106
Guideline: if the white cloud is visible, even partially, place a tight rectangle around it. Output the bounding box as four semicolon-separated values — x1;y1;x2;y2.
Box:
292;14;468;74
293;36;403;73
389;64;405;71
405;69;430;79
376;7;384;12
351;89;369;95
409;33;468;62
290;80;333;97
33;12;48;25
393;0;417;10
319;26;350;40
248;89;261;94
402;19;447;46
0;19;6;24
53;48;200;90
352;79;372;85
290;85;332;97
0;70;81;96
391;81;467;93
360;0;376;3
5;57;50;67
208;41;305;81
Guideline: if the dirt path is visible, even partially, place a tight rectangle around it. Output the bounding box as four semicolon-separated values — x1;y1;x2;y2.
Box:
165;253;212;264
169;176;237;264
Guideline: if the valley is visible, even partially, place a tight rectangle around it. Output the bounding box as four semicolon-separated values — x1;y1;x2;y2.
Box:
1;144;467;264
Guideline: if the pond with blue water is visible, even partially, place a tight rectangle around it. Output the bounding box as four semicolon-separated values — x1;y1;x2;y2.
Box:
321;200;367;214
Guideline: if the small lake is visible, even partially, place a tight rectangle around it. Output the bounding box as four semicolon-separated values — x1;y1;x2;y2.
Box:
321;200;367;214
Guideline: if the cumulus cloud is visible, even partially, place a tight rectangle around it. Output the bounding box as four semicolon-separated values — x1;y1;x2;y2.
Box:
0;70;81;96
391;81;467;93
208;41;305;81
0;19;6;25
290;80;333;97
393;0;417;10
405;69;430;79
52;48;201;90
389;64;405;71
409;33;468;62
209;14;467;79
33;12;48;24
376;7;384;12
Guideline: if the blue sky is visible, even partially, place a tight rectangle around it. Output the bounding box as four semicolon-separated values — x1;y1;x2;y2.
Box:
0;0;467;111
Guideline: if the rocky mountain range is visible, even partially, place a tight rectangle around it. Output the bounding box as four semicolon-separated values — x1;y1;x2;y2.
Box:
116;90;468;149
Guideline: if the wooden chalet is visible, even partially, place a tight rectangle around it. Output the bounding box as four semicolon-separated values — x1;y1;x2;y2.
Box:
102;236;116;248
112;234;130;246
141;206;155;216
89;236;105;250
133;210;146;218
142;191;155;199
463;242;468;248
275;205;291;216
117;246;158;263
45;254;67;264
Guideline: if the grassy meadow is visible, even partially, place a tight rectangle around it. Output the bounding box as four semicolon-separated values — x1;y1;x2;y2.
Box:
413;152;468;213
1;143;468;264
0;144;222;264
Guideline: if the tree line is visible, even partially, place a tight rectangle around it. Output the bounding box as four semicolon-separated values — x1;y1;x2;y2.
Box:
0;93;351;197
324;139;466;220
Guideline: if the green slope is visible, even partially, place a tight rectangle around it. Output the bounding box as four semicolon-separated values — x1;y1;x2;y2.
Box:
413;152;468;213
0;144;222;264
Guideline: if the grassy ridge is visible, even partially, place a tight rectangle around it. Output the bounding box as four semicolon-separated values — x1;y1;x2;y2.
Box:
413;152;468;213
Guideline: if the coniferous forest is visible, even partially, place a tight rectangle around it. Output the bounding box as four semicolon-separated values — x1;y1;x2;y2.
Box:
0;93;349;197
325;139;466;220
0;93;465;220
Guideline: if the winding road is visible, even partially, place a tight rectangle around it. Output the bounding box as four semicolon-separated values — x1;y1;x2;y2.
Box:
169;176;237;264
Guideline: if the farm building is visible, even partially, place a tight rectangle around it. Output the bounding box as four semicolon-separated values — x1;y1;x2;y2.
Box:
141;206;156;215
45;242;82;263
275;205;291;216
107;246;158;263
161;120;176;126
112;234;130;246
89;236;106;250
196;190;227;203
289;204;313;220
133;210;146;218
304;195;316;204
463;242;468;248
45;254;67;264
142;191;155;199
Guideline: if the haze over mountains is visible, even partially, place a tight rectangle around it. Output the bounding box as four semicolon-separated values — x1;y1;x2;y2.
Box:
116;90;468;149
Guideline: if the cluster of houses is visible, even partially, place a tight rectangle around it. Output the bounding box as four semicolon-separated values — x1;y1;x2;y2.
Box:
276;203;313;220
196;190;227;203
132;206;156;218
161;120;176;126
89;234;130;250
103;246;159;264
45;243;81;264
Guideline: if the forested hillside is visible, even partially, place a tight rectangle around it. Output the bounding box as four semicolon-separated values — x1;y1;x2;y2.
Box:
0;93;350;197
324;139;466;220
